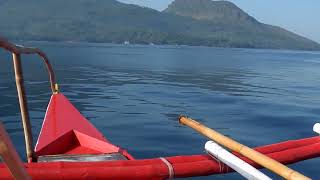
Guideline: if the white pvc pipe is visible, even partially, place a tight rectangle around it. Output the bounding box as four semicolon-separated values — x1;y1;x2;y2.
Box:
313;123;320;134
205;141;272;180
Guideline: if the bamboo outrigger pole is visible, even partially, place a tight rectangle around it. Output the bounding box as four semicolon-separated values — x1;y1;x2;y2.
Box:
0;122;31;180
178;116;311;180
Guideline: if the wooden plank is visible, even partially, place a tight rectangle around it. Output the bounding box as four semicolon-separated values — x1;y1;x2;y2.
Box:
0;122;31;180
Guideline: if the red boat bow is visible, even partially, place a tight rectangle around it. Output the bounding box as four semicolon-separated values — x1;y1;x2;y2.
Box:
35;93;133;159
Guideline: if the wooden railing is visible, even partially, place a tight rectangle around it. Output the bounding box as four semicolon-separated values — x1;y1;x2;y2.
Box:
0;37;58;162
0;37;58;94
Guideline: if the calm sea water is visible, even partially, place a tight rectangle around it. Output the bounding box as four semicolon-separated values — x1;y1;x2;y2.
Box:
0;42;320;179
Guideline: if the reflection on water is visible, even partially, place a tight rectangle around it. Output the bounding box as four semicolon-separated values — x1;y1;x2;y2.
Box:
1;42;320;179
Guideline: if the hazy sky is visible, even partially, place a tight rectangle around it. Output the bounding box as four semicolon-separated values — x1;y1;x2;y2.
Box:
118;0;320;43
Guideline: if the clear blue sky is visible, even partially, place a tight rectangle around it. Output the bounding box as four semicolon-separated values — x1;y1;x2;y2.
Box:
118;0;320;43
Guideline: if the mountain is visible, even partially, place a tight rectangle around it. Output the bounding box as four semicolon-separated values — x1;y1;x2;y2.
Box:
164;0;320;50
164;0;258;24
0;0;319;50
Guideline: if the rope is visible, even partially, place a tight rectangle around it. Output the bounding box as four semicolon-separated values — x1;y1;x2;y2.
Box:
206;151;225;173
160;157;174;180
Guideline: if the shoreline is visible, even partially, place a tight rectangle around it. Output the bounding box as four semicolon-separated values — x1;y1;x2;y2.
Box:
13;39;320;53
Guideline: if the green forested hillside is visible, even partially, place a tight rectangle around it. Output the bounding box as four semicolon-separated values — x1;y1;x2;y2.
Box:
0;0;319;50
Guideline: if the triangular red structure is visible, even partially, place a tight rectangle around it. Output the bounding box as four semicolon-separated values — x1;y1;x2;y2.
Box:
35;93;123;156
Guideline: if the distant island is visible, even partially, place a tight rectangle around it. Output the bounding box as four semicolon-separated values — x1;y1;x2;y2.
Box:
0;0;319;50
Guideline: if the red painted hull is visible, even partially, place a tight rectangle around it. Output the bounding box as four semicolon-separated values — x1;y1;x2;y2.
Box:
0;139;320;179
1;93;319;179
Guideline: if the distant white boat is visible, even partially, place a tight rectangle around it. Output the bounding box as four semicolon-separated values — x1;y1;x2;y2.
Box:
124;41;130;45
